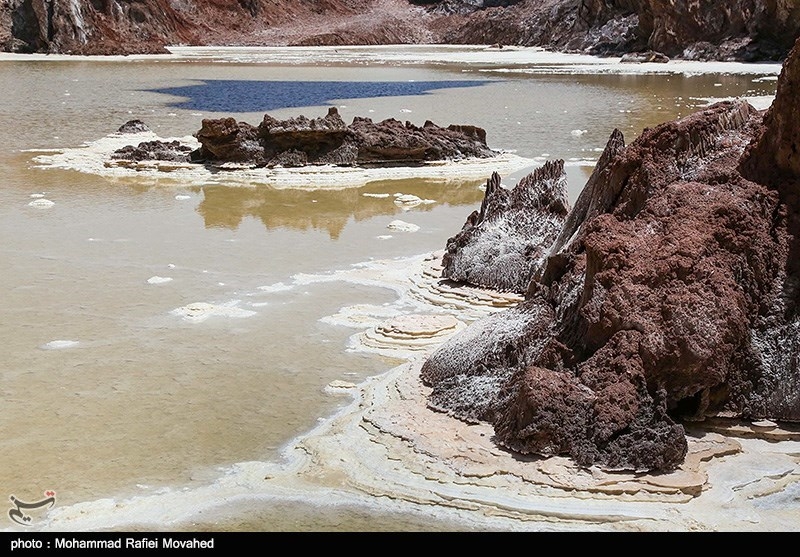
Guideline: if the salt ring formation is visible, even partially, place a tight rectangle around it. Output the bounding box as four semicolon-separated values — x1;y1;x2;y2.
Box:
29;47;800;532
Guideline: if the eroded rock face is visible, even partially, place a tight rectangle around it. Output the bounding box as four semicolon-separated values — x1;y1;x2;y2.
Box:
192;107;497;168
436;0;800;60
422;39;800;472
441;160;569;293
0;0;196;54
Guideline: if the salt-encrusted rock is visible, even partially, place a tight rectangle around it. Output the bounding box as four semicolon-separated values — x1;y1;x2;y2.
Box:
620;50;669;63
117;120;151;134
423;38;800;472
111;140;192;163
191;107;497;168
441;160;570;293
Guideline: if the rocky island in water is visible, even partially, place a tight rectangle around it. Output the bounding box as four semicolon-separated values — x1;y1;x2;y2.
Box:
111;107;497;169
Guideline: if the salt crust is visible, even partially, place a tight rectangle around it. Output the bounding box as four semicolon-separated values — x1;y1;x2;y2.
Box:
0;45;782;79
31;253;800;532
386;220;420;232
169;301;256;323
40;340;79;350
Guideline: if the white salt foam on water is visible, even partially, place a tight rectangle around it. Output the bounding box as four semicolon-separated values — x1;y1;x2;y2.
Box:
28;198;55;208
257;282;294;293
387;220;420;232
170;301;257;323
393;194;435;208
41;340;79;350
147;276;173;284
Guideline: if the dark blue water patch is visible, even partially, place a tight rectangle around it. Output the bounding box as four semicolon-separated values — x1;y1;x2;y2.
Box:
149;80;492;113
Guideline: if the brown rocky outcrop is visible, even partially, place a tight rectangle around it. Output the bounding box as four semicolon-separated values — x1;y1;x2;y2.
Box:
421;39;800;472
190;107;497;168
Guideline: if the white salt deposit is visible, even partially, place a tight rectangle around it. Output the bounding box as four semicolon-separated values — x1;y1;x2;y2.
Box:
29;193;45;198
258;282;294;293
170;301;257;323
146;276;173;284
393;194;435;208
174;194;191;200
387;220;420;232
362;192;391;198
28;198;55;208
320;303;403;329
41;340;79;350
570;129;588;136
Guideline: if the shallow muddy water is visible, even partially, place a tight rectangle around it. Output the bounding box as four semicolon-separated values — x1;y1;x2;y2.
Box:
0;45;779;531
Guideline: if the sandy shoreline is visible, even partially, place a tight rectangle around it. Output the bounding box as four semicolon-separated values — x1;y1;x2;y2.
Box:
26;252;800;532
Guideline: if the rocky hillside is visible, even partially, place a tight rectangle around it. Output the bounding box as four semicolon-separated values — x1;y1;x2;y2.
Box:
2;0;799;60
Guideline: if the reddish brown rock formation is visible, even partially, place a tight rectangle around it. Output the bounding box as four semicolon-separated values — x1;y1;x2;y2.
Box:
190;107;498;167
422;39;800;472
